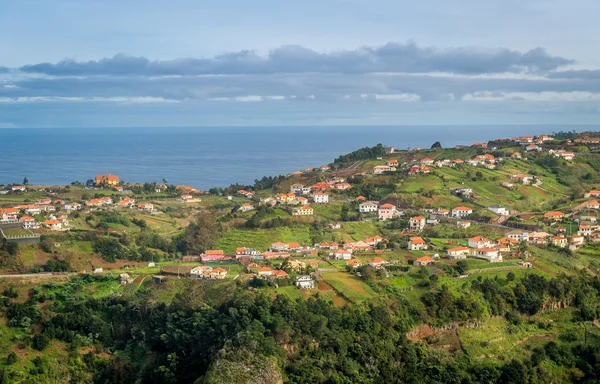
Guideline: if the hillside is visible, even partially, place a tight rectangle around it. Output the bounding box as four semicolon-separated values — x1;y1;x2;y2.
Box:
2;132;600;382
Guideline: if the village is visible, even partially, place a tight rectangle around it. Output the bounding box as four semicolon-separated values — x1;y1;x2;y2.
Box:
1;132;600;298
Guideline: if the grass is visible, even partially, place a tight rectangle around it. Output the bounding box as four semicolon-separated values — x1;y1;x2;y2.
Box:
215;226;312;254
320;271;375;302
341;221;381;242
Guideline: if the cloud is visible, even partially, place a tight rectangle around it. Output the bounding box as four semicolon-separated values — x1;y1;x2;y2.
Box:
548;69;600;79
18;42;573;76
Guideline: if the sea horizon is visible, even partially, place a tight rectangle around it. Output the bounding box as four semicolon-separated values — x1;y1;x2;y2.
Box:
2;124;598;189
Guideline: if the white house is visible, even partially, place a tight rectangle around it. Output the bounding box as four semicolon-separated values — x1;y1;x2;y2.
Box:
333;249;352;260
290;184;304;194
475;248;502;262
64;202;82;211
19;216;40;229
359;201;379;213
447;246;470;259
24;205;41;215
468;236;495;248
487;205;510;216
11;185;26;192
452;207;473;218
295;275;316;289
408;236;427;251
506;231;529;242
238;203;254;212
409;216;426;231
313;192;329;204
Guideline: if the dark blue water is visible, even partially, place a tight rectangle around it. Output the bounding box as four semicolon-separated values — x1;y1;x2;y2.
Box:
1;125;595;189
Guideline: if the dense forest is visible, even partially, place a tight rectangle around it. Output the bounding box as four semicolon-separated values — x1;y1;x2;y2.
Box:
1;270;600;383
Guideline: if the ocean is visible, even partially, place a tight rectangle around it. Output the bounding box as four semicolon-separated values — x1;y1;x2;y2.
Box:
1;125;595;189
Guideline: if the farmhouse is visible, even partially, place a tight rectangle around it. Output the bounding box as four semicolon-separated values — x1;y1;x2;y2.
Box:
414;256;435;266
447;246;470;259
408;236;427;251
544;211;565;221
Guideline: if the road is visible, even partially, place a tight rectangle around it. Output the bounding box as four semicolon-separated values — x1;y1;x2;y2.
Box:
0;272;78;279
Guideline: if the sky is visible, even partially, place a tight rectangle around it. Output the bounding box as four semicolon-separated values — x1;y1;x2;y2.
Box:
1;0;600;127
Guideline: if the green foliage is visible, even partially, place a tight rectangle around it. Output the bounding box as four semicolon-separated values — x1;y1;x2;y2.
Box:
176;211;223;254
334;143;386;166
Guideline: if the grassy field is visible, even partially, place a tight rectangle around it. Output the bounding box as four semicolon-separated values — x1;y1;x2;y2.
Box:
215;226;313;254
320;271;375;302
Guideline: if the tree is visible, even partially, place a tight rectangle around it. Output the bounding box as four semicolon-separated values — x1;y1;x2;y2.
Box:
23;176;29;185
177;212;223;254
507;271;516;281
162;178;168;185
6;352;17;365
455;260;469;274
430;141;442;149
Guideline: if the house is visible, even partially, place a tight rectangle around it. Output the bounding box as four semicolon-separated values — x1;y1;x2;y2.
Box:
117;197;135;207
387;159;399;167
471;142;488;148
409;216;426;231
525;144;542;152
295;275;316;289
301;186;312;195
19;216;39;229
23;205;41;215
238;203;254;212
347;259;362;268
88;197;113;207
510;174;532;184
378;203;397;220
345;241;372;252
37;198;51;206
578;211;598;223
333;249;352;260
63;202;82;211
420;158;434;166
511;152;522;159
590;232;600;243
152;275;167;284
11;185;26;192
200;250;225;262
209;267;228;280
42;219;62;230
487;205;510;216
570;235;585;248
373;165;395;174
369;257;387;269
118;273;134;285
290;184;304;194
505;230;529;242
293;206;313;216
235;247;260;258
502;182;515;189
311;182;331;191
452;206;473;218
456;221;471;229
586;200;600;210
359;201;379;213
320;165;330;171
313;192;329;204
180;194;193;202
334;183;352;191
329;223;341;230
137;203;154;212
317;241;338;250
544;211;565;221
408;236;427;251
551;234;568;248
414;256;435;266
447;246;470;259
475;248;502;262
585;190;600;198
271;242;289;251
468;236;494;249
436;209;450;216
95;174;119;187
364;235;385;246
190;265;212;279
529;232;551;244
0;208;19;222
272;270;288;279
578;225;596;237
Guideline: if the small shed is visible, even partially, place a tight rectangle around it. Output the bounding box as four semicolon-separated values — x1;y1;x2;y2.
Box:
152;275;167;284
